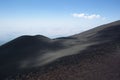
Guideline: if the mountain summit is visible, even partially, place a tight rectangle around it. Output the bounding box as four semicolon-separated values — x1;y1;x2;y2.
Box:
0;20;120;80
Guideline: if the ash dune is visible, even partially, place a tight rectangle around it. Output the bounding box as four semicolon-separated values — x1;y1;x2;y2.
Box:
0;20;120;80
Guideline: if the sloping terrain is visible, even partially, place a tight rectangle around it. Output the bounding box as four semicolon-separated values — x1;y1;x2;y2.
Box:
0;20;120;80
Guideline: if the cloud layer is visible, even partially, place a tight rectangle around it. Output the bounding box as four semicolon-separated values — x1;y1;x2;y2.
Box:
72;13;101;19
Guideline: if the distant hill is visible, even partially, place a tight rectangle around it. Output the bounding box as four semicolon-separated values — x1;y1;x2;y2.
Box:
0;20;120;80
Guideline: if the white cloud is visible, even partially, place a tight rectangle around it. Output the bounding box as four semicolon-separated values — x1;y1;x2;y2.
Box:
72;13;101;19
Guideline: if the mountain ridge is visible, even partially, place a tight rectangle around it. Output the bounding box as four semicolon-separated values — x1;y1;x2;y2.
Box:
0;20;120;80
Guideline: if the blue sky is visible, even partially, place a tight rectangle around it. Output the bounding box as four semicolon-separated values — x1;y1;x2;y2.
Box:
0;0;120;44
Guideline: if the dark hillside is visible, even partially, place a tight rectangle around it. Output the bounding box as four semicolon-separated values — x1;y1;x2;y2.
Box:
0;20;120;80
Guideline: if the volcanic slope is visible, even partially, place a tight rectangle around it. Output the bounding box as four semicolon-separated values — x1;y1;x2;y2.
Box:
0;20;120;80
